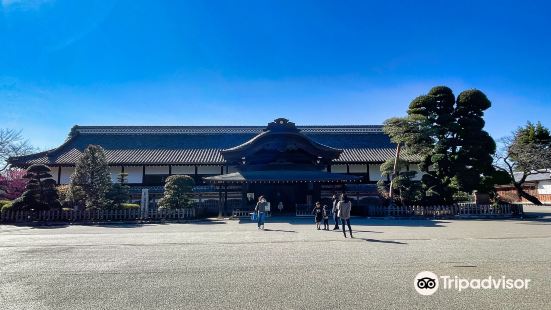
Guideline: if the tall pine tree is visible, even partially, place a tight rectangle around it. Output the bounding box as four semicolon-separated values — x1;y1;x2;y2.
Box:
70;145;112;209
384;86;496;204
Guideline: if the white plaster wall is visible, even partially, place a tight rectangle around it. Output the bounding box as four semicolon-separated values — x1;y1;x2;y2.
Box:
349;164;367;173
537;180;551;194
172;165;195;175
125;166;143;184
369;164;383;182
60;167;74;184
145;166;169;174
331;164;347;173
227;166;238;174
408;164;423;181
49;167;59;182
198;165;222;175
109;166;122;183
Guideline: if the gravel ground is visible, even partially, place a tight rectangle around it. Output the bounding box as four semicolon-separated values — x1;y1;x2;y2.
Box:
1;205;550;310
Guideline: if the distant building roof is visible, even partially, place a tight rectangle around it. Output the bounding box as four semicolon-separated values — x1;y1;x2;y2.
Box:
513;170;551;182
9;124;413;166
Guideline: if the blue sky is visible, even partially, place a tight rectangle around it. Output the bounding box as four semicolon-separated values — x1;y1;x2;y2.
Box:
1;0;550;150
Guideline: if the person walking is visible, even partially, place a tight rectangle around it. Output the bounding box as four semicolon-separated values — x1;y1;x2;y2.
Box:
312;202;323;230
255;196;268;230
337;194;353;238
331;194;340;230
322;205;330;230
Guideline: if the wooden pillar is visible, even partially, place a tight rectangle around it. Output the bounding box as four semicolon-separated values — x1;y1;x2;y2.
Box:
57;166;61;184
218;184;223;219
220;166;224;175
142;166;146;185
241;183;247;208
224;184;228;216
168;165;172;175
346;164;350;174
121;166;125;173
366;164;370;183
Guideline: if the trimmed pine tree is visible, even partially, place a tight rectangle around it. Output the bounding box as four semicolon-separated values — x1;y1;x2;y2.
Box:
11;164;61;211
158;175;195;209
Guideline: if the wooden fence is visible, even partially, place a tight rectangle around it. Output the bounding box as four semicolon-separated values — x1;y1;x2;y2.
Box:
231;210;272;219
0;208;196;223
295;204;312;217
366;203;523;218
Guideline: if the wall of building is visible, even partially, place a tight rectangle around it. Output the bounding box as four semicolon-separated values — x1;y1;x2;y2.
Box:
125;166;143;184
145;166;169;174
59;167;74;184
368;164;383;182
52;163;394;185
537;180;551;194
49;167;59;181
331;164;347;173
348;164;368;174
197;165;222;174
109;166;122;183
408;164;423;181
172;165;195;174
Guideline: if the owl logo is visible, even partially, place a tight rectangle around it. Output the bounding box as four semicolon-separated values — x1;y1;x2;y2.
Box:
414;271;439;295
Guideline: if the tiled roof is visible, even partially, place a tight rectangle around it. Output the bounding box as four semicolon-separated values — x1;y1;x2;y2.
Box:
9;125;408;166
513;170;551;182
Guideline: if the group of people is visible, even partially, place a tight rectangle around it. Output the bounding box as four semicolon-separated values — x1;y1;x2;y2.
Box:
312;193;353;238
254;193;353;238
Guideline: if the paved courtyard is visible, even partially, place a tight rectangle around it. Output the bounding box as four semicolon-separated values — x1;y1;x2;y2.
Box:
1;206;550;310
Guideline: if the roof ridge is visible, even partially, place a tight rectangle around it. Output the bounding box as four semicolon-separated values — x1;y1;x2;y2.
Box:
74;124;383;128
74;125;384;135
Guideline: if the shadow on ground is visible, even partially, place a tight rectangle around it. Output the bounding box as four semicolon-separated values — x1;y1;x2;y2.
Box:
237;216;450;227
357;238;408;245
262;228;297;233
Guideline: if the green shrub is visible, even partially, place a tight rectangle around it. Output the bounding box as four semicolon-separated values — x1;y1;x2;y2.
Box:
120;203;140;210
0;201;13;213
158;175;195;209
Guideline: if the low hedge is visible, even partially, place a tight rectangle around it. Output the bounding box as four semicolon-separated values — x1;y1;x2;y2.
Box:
120;203;140;210
0;200;13;213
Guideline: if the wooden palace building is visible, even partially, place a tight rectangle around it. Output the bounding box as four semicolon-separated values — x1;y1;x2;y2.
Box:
9;118;420;215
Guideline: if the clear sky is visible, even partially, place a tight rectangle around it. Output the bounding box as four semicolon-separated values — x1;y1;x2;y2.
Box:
1;0;550;150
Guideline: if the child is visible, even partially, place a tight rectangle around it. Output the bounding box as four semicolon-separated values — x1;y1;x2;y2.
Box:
322;205;330;230
312;202;323;230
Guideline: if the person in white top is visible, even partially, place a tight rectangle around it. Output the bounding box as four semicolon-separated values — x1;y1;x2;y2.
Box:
336;193;353;238
331;194;340;230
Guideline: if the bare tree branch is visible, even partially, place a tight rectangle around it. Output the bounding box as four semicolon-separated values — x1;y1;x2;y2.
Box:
0;128;36;172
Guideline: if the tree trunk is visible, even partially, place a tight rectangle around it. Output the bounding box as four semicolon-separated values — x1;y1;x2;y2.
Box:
514;182;542;205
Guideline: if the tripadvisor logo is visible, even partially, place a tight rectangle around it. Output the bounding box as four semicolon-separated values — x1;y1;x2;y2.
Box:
414;271;531;296
414;271;439;295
